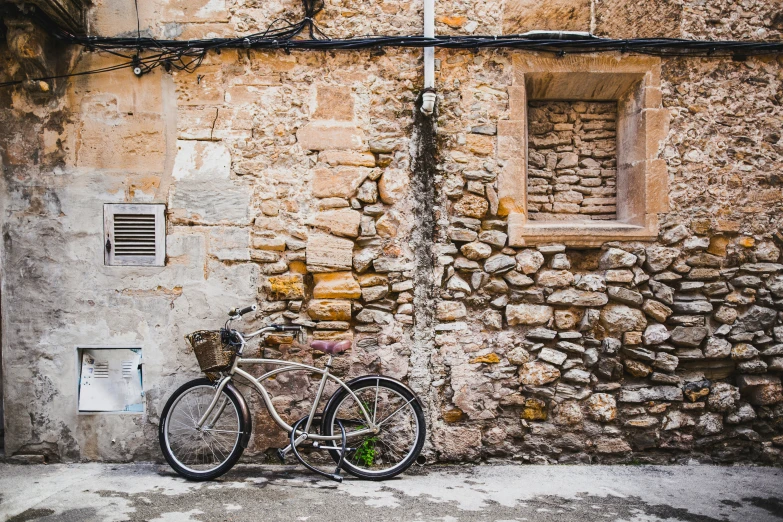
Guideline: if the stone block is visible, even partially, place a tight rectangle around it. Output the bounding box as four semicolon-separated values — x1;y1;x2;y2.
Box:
252;237;286;251
538;348;567;366
437;301;467;321
378;169;410;204
170;179;251;225
306;234;354;272
503;0;590;33
173;65;224;105
537;270;574;288
313;272;361;299
319;150;376;167
297;123;366;151
460;241;491;261
600;304;647;336
548;288;609;307
454;194;489;219
268;275;305;300
595;0;682;38
311;167;371;198
361;285;389;302
466;134;493;155
208;227;249;261
77;108;165;172
497;159;526;216
519;361;561;385
506;304;553;326
433;426;482;461
646;159;669;213
307;299;352;321
373;257;414;273
470;353;501;364
161;0;229;22
670;326;708;347
308;208;361;238
521;398;548;421
313;85;354;121
595;438;632;454
586;393;617;422
618;386;683;403
496;121;526;161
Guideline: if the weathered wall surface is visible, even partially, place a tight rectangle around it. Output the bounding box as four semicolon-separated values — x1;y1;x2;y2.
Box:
1;0;783;465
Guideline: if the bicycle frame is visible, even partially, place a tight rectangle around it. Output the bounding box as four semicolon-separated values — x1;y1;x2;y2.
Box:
194;324;378;445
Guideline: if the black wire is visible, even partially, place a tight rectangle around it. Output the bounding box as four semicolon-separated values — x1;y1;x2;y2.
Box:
134;0;141;41
3;0;781;89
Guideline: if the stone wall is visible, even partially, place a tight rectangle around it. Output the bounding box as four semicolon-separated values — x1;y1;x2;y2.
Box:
1;0;783;466
527;101;618;221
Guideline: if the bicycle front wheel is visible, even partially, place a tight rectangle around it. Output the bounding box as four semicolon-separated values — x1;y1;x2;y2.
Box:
159;378;246;481
321;378;426;480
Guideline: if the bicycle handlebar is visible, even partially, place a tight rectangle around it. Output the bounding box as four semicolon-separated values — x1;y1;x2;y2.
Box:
272;324;303;332
229;304;257;317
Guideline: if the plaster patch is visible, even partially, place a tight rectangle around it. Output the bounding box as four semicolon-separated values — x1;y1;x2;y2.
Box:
172;140;231;180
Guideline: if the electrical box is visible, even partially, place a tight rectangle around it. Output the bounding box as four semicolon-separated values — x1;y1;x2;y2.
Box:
78;348;144;413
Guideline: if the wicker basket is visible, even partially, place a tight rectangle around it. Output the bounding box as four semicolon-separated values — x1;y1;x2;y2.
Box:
185;330;235;372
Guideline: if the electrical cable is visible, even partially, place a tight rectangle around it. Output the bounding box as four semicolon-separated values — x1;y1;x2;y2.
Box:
134;0;141;41
2;0;782;89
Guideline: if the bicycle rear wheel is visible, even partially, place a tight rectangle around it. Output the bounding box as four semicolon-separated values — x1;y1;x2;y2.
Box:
159;378;246;481
321;378;425;480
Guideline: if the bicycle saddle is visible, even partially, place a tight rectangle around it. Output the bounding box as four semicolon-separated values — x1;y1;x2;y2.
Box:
311;340;351;355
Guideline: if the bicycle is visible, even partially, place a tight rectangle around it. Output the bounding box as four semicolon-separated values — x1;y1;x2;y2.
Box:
158;304;426;482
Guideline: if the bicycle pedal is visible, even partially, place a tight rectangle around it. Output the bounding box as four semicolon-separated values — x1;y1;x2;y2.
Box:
276;448;286;464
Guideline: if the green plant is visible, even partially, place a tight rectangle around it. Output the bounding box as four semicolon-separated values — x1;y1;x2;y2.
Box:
352;398;379;466
354;436;378;467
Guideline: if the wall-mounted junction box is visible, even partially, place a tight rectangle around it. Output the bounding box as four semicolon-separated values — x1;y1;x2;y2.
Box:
77;347;144;413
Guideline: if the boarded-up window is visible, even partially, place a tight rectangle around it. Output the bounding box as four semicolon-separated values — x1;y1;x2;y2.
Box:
104;204;166;266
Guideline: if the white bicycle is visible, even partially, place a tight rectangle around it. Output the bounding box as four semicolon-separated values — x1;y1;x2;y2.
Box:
158;304;426;482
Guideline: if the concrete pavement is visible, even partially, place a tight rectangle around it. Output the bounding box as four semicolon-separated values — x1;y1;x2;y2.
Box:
0;462;782;522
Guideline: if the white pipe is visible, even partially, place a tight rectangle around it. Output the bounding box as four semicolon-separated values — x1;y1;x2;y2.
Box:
421;0;436;115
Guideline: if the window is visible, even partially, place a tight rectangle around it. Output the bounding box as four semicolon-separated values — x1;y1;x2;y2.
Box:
498;55;669;247
104;204;166;266
77;347;144;413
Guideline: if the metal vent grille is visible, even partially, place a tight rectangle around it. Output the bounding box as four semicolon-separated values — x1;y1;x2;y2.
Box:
113;214;157;257
103;203;166;266
94;362;109;378
104;204;165;266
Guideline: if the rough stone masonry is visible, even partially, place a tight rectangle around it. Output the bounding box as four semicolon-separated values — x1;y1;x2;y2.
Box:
527;100;618;221
1;0;783;467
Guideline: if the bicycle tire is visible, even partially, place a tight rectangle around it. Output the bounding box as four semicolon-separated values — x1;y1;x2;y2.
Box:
321;378;426;480
158;378;247;481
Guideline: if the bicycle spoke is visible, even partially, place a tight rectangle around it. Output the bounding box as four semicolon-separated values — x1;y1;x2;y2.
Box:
377;398;415;427
165;385;241;473
328;384;420;475
373;380;379;424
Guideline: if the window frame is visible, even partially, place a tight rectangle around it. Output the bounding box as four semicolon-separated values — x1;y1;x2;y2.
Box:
499;55;669;247
103;203;166;266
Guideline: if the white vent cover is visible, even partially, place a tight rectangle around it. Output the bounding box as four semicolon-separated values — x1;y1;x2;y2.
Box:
104;204;166;266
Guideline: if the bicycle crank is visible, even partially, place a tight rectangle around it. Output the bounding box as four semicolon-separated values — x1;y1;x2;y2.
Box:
289;416;347;483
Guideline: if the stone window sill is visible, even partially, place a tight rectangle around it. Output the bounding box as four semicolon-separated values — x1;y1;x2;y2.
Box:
507;214;659;248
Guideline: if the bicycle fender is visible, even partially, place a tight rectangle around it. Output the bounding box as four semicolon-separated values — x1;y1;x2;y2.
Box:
225;382;253;448
323;375;425;416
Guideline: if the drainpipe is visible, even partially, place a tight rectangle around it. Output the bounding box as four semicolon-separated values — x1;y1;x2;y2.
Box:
420;0;436;116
